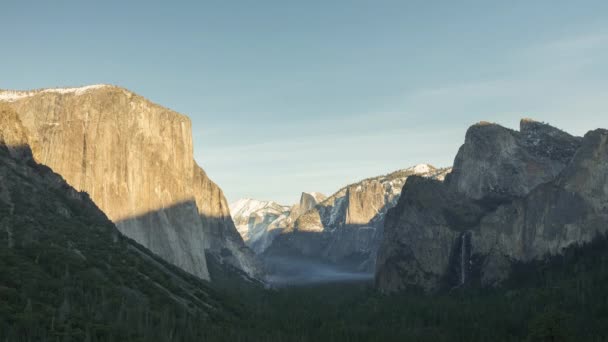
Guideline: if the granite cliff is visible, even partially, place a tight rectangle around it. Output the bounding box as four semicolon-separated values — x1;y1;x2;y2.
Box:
376;119;608;292
0;103;232;340
0;85;259;280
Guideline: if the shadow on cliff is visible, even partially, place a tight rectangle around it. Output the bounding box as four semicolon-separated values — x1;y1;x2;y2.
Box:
4;142;257;282
115;200;204;253
0;145;213;282
114;199;258;280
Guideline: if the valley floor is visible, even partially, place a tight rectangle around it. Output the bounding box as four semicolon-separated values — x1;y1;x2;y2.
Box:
3;233;608;341
209;235;608;342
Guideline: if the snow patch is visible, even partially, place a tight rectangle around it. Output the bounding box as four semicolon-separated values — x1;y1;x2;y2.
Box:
0;84;110;102
229;198;292;253
229;198;286;220
408;163;433;174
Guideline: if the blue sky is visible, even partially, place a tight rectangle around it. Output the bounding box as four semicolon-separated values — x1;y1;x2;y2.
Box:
2;1;608;204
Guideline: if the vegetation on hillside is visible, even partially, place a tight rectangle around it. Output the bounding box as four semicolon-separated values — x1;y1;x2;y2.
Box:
0;147;238;342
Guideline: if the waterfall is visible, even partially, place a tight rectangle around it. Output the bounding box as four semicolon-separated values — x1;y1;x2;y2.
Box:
460;233;466;285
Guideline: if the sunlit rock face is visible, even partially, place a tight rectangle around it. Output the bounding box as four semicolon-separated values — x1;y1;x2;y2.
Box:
0;85;260;279
263;165;451;273
376;120;608;293
344;181;386;225
0;104;31;160
0;104;225;326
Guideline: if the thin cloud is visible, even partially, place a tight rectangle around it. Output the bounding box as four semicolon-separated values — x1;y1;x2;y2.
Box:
202;31;608;204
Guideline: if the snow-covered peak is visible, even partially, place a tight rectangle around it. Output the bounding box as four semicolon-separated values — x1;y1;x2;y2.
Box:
0;84;111;102
229;198;266;218
230;198;292;254
407;163;434;174
304;192;326;203
229;198;287;220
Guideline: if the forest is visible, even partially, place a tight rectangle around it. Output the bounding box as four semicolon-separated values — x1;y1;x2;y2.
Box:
204;234;608;342
3;232;608;341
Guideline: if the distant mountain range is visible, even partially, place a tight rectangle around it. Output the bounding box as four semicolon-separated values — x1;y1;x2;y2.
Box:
231;164;451;279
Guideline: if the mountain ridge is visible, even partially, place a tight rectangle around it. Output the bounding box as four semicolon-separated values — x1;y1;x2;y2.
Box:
230;164;450;282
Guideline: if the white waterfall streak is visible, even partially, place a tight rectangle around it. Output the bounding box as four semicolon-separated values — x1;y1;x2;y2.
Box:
460;233;466;285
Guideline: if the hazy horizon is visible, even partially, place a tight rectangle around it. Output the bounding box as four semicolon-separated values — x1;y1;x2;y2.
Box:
3;1;608;204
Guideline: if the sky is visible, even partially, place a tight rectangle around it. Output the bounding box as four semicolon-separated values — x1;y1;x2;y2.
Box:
2;1;608;204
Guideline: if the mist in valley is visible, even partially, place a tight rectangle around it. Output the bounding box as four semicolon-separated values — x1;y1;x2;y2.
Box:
263;256;373;286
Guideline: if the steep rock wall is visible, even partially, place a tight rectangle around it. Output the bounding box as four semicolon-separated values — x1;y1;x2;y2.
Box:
193;164;259;276
376;119;606;293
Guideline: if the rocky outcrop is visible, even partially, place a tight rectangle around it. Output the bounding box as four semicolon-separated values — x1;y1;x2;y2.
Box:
473;128;608;285
344;181;386;225
265;165;451;272
376;119;607;293
447;120;582;205
0;85;260;279
288;192;327;221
